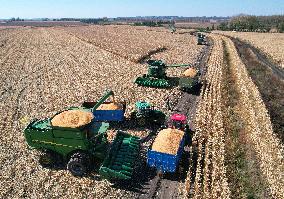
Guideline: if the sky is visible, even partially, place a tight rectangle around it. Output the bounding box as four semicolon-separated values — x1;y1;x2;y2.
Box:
0;0;283;19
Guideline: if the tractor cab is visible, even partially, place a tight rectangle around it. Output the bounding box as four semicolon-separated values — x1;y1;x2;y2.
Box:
131;101;166;126
169;114;187;130
135;101;152;117
146;60;167;79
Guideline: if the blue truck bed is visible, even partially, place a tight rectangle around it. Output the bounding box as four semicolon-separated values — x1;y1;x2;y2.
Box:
82;101;126;122
147;135;185;173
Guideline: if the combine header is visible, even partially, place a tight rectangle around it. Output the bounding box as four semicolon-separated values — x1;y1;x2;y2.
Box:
135;60;191;88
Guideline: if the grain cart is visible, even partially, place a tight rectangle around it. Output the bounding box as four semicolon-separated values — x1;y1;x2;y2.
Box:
130;101;166;126
24;93;140;180
135;60;191;88
69;90;126;122
147;114;190;174
179;68;202;93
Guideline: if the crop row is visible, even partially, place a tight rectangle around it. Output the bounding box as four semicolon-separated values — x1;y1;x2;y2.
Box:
182;35;230;199
59;25;202;65
223;36;284;199
214;31;284;69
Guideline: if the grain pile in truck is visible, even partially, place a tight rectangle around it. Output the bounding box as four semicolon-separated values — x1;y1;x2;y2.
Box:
97;102;123;110
51;110;94;128
152;128;184;155
183;68;197;77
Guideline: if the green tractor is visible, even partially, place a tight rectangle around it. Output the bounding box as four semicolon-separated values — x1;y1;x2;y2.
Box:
197;33;206;45
135;60;191;88
130;101;166;126
24;91;140;180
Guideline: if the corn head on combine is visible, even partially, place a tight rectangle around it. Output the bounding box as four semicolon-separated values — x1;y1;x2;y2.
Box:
135;60;191;88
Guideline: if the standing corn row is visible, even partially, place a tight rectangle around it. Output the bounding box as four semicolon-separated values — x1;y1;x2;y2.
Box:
183;35;230;198
223;36;284;199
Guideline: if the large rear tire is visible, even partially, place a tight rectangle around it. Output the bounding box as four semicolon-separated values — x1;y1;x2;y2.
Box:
67;153;90;177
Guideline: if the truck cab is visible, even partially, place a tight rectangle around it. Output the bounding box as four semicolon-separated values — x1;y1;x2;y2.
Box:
168;113;187;130
168;113;191;145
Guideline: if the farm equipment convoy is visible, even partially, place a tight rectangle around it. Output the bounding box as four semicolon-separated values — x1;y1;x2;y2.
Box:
24;90;140;180
135;59;191;88
147;114;191;175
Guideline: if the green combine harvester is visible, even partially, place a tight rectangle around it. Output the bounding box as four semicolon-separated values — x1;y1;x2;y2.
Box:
24;91;140;180
135;60;191;88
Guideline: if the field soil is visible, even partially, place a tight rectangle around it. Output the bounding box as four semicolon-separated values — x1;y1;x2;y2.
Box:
0;26;283;199
232;37;284;141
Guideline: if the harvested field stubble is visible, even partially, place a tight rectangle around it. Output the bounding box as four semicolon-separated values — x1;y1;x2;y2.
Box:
60;25;202;65
182;35;230;199
223;36;284;199
0;26;202;198
214;31;284;68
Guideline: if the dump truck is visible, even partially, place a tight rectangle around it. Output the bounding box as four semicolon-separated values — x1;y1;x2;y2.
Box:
135;60;191;88
147;114;190;174
24;91;140;180
130;101;166;126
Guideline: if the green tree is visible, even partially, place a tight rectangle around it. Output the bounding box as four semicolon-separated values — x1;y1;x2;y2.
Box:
218;22;228;30
278;22;284;32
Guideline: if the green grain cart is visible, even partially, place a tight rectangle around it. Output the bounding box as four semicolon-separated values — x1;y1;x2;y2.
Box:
24;92;140;180
179;70;202;93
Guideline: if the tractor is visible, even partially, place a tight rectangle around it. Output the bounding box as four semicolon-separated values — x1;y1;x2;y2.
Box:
130;101;166;126
197;33;206;45
135;60;191;88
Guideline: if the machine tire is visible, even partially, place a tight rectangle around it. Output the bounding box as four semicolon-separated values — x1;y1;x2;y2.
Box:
39;151;55;167
67;153;89;177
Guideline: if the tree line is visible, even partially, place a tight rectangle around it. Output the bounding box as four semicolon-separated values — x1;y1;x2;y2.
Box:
217;15;284;32
133;21;172;27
